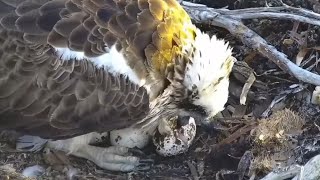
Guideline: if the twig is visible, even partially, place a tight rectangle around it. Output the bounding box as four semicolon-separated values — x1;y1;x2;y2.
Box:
216;6;320;25
260;165;301;180
261;84;305;117
216;122;256;146
182;2;320;86
237;151;254;180
186;161;199;180
240;73;256;105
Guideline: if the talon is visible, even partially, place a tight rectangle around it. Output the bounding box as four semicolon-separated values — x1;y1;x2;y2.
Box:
128;147;146;156
135;158;154;171
136;165;151;171
139;159;154;164
136;161;153;171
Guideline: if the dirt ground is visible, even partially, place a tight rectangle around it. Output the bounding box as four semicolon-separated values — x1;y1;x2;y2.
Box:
2;0;320;179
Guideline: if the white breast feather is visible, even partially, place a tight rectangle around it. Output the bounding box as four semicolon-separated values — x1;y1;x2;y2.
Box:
184;29;233;90
183;29;234;116
54;45;141;85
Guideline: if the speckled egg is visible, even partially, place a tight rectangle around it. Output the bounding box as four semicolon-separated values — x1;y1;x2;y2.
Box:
152;116;197;157
110;127;151;149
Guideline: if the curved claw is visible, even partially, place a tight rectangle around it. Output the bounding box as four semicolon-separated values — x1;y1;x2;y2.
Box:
137;158;154;170
129;148;154;171
139;159;154;164
136;161;152;171
43;133;154;172
16;135;48;152
128;147;147;156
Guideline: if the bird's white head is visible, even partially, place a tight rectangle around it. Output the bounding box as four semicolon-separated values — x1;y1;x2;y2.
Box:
181;29;235;119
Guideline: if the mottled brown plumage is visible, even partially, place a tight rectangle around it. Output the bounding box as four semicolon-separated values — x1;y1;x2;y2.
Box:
0;0;234;143
0;28;150;139
0;0;197;99
0;0;158;139
0;0;196;140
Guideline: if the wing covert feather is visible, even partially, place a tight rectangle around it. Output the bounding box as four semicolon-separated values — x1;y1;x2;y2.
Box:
0;28;149;139
0;0;196;139
0;0;195;80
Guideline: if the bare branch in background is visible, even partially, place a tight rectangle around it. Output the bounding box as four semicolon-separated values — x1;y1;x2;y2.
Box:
182;1;320;86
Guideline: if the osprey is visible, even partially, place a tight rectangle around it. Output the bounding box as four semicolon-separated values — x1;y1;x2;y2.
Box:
0;0;235;172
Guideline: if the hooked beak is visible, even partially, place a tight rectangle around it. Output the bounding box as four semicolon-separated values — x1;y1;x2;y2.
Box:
179;109;207;126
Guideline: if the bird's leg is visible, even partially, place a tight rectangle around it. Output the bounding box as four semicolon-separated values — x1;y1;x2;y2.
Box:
44;132;151;172
48;143;141;172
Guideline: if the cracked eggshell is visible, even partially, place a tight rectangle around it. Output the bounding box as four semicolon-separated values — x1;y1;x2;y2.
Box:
109;127;151;149
153;116;196;157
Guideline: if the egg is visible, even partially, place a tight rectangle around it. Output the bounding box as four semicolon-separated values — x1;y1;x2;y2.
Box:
152;116;197;157
109;127;151;149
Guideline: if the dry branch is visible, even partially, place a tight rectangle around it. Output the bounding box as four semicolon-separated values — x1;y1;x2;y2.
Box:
182;1;320;86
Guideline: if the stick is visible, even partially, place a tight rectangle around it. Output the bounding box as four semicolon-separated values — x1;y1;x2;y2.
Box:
182;1;320;86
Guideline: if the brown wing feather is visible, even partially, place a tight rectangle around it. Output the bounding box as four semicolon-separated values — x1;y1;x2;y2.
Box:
0;0;195;139
0;0;194;100
0;28;149;140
